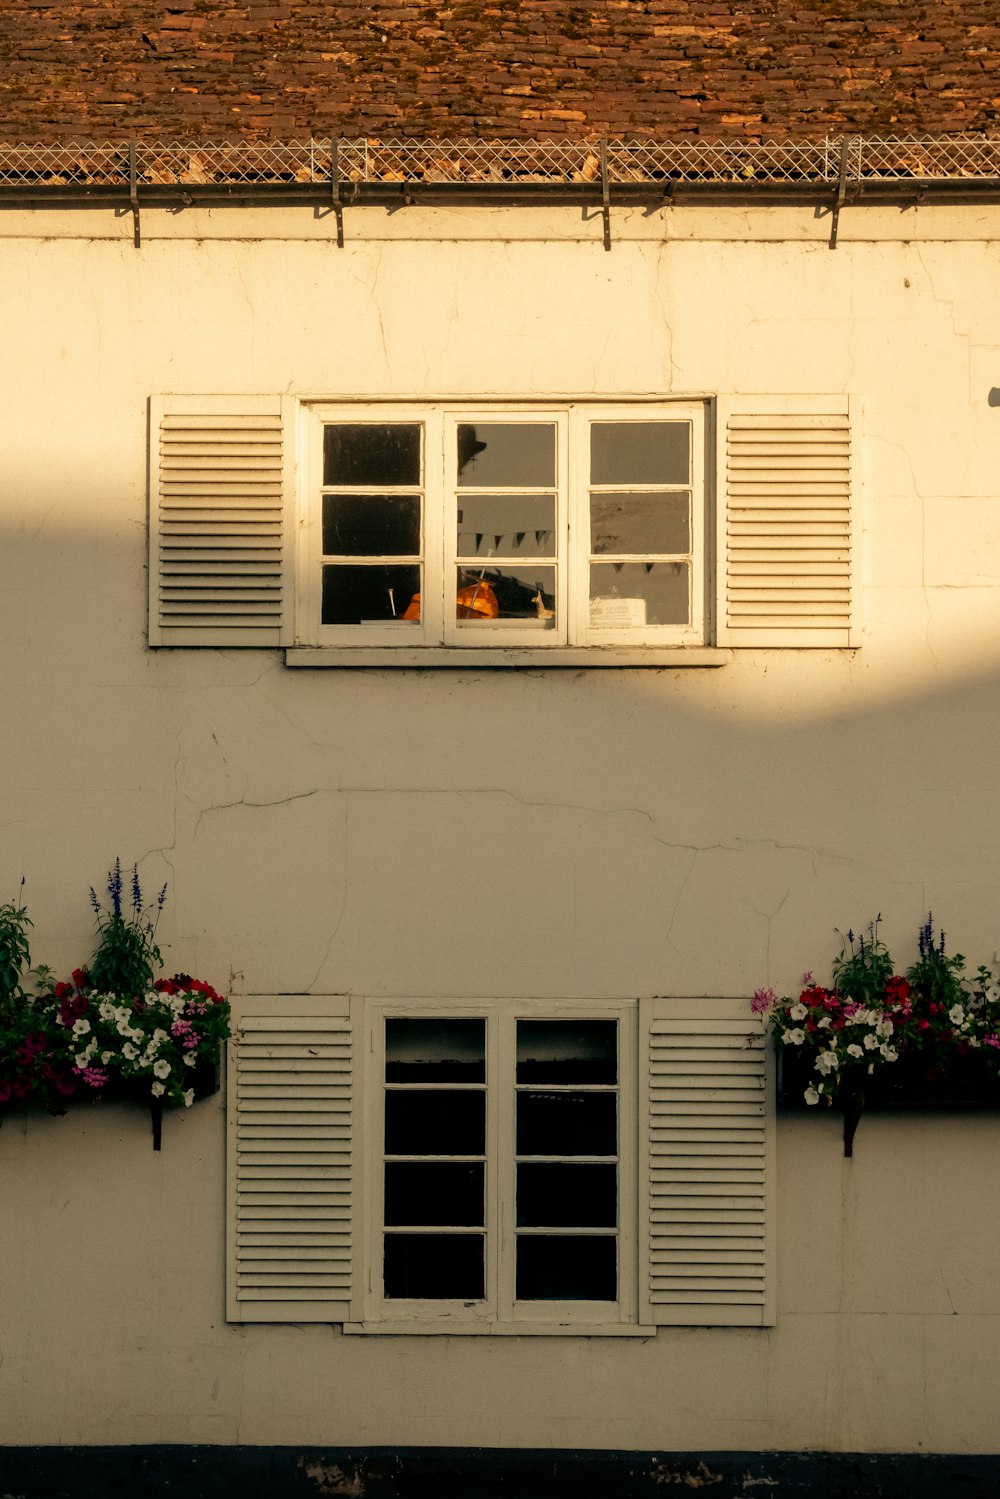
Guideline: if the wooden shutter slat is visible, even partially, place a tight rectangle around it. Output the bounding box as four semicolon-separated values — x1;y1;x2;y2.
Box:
640;998;775;1327
227;1008;355;1323
149;395;293;648
718;396;856;647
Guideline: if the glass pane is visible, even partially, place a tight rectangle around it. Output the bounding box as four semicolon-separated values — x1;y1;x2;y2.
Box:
457;496;556;559
322;494;421;557
516;1164;617;1228
517;1091;617;1157
457;424;556;487
589;562;689;628
384;1162;484;1227
321;564;421;625
385;1090;485;1156
455;567;555;626
516;1021;617;1085
323;424;421;486
516;1234;616;1301
590;492;690;556
590;422;689;486
385;1233;484;1300
385;1018;485;1082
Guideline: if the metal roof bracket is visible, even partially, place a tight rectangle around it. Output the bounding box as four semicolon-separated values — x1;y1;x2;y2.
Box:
331;139;345;248
829;138;849;249
128;136;141;248
600;139;612;251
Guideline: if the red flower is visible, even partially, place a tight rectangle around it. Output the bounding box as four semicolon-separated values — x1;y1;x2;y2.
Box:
70;968;89;990
885;976;911;1004
53;981;73;999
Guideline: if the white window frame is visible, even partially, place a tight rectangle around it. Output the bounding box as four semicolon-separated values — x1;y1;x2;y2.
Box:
297;400;707;658
352;996;642;1336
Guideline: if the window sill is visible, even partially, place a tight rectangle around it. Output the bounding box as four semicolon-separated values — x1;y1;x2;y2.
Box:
343;1321;658;1336
285;646;730;669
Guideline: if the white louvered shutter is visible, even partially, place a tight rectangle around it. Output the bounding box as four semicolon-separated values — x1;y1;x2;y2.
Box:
149;395;295;647
227;1004;358;1323
639;997;774;1327
717;396;857;647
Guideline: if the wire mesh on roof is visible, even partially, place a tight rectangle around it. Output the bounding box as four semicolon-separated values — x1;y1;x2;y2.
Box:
0;136;999;188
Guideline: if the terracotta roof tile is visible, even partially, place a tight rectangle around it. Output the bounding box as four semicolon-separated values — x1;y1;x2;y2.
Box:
0;0;999;140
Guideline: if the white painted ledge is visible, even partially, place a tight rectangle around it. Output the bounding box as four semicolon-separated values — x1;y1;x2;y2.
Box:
284;647;731;669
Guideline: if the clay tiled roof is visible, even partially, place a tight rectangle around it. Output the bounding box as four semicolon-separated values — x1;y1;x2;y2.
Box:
1;1;999;142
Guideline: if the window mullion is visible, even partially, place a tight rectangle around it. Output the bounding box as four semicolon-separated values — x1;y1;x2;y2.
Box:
494;1006;515;1321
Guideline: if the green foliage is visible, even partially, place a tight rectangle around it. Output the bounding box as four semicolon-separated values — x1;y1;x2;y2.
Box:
830;917;895;1007
0;881;32;1004
87;859;165;999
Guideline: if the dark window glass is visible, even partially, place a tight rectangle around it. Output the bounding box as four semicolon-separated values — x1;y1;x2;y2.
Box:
590;422;689;486
384;1233;484;1299
385;1019;486;1083
456;495;556;559
457;424;556;487
589;561;689;628
516;1235;616;1301
386;1089;486;1157
323;494;421;556
324;424;421;486
516;1020;617;1085
455;566;556;625
590;493;690;556
384;1162;484;1227
516;1091;617;1157
321;563;421;625
516;1163;617;1227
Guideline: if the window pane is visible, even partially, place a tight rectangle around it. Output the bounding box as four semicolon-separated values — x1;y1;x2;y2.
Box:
590;422;689;486
516;1164;617;1228
455;567;555;626
324;424;421;486
385;1019;485;1082
590;493;690;556
589;562;689;628
321;564;421;625
385;1162;484;1227
516;1091;617;1157
385;1233;484;1300
516;1235;616;1301
457;496;556;559
516;1021;617;1085
322;494;421;557
457;424;556;487
386;1090;486;1156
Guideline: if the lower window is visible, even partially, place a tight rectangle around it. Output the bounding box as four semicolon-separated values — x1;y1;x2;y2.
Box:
366;1001;637;1330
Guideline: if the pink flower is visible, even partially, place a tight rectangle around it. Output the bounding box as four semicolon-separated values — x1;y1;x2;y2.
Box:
751;987;776;1015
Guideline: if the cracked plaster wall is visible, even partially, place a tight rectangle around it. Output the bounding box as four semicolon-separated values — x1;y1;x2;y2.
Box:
2;203;1000;1453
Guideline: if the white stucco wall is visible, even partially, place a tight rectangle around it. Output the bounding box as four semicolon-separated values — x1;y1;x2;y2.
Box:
2;201;1000;1453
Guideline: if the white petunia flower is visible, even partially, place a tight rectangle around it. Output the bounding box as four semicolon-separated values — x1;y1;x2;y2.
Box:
789;1004;808;1022
863;1033;879;1050
122;1043;139;1061
151;1081;166;1097
101;1051;113;1065
183;1053;198;1068
72;1018;91;1037
153;1058;171;1080
880;1045;899;1062
783;1028;806;1046
847;1043;863;1059
949;1005;965;1026
183;1089;194;1108
804;1086;821;1106
815;1049;840;1075
817;1016;832;1029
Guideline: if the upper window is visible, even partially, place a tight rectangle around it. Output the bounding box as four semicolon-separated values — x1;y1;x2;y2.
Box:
150;393;854;657
298;403;706;651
